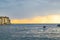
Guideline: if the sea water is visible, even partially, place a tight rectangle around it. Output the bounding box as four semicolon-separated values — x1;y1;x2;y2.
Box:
0;24;60;40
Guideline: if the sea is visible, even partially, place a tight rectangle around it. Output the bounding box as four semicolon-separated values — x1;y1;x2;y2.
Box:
0;24;60;40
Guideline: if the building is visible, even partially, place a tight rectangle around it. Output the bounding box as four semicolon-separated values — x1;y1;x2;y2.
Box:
0;16;10;24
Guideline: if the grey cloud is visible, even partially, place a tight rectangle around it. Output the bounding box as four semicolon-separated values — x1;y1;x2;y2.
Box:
0;0;60;19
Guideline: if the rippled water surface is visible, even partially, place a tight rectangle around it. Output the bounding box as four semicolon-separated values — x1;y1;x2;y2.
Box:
0;24;60;40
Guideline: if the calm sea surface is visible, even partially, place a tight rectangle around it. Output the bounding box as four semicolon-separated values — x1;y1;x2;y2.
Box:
0;24;60;40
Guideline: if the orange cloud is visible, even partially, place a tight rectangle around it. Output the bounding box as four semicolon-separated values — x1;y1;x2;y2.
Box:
11;15;60;24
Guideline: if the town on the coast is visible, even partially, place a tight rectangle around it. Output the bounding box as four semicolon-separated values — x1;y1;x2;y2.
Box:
0;16;10;24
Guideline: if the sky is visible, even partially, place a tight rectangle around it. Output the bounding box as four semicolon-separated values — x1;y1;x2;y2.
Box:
1;0;60;23
0;0;60;19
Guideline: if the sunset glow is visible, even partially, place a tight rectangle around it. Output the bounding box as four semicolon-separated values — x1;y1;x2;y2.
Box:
11;15;60;24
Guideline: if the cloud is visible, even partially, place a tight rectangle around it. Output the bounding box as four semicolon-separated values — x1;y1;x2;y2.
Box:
0;0;60;19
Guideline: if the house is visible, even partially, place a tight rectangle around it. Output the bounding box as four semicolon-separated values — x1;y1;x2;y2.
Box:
0;16;10;24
